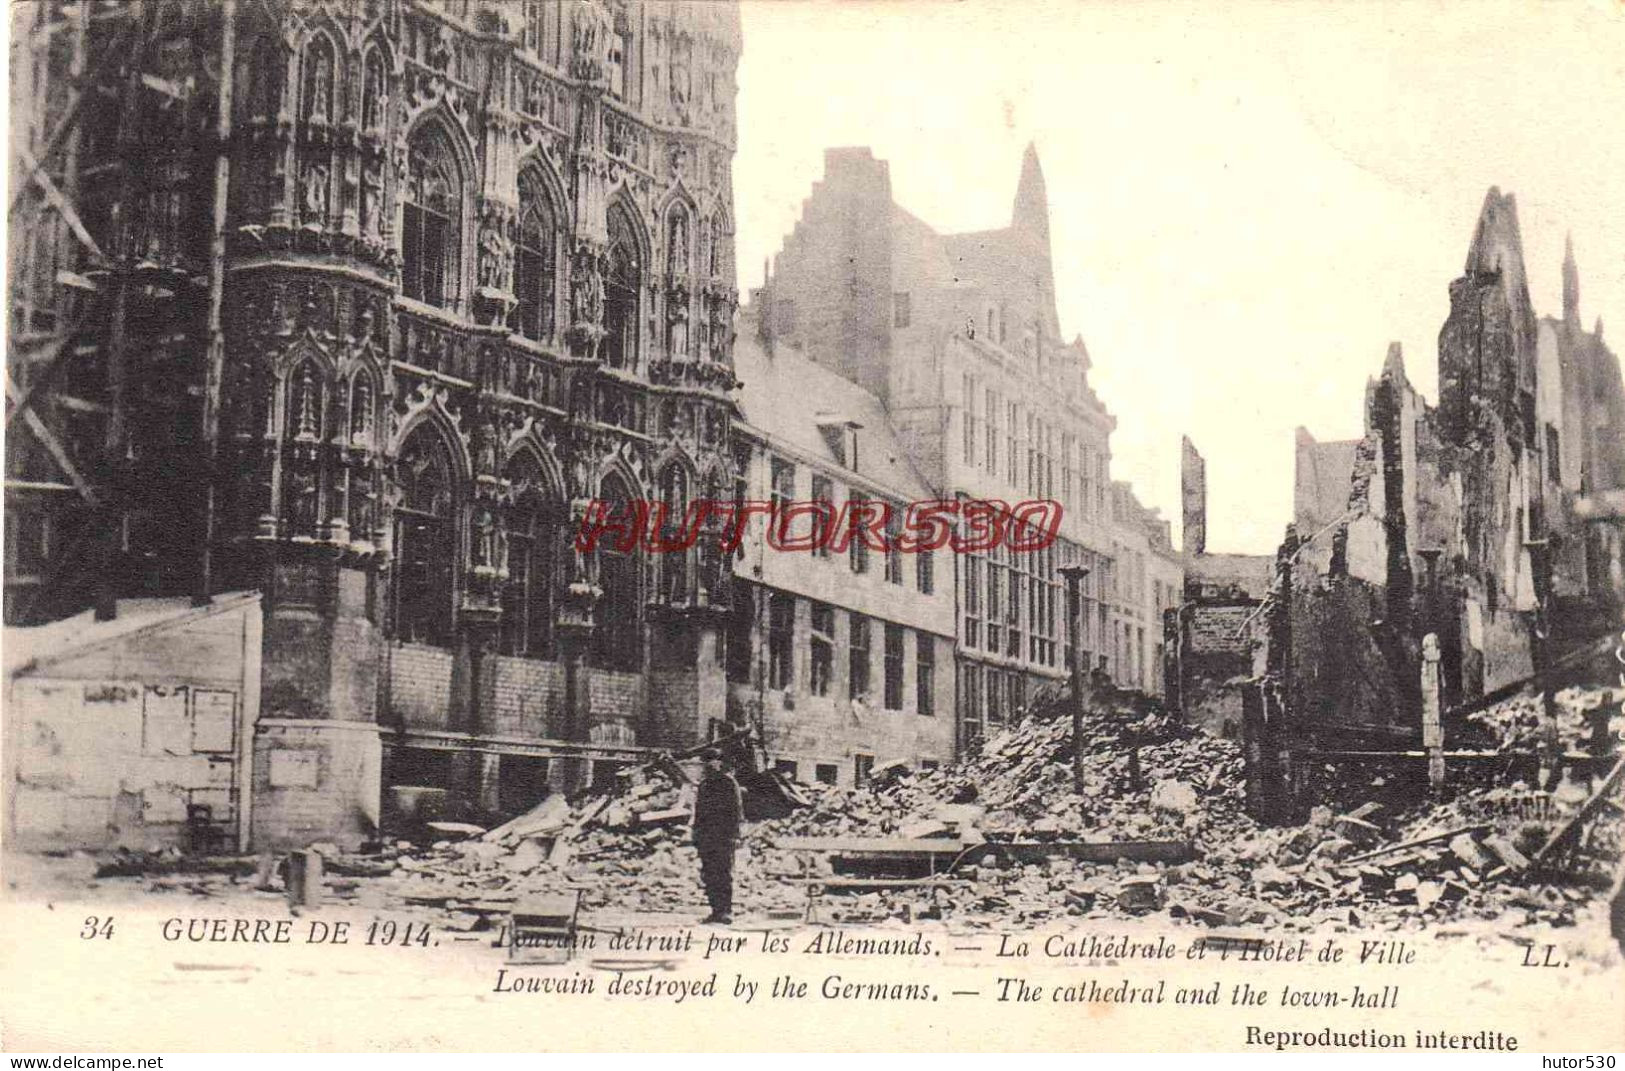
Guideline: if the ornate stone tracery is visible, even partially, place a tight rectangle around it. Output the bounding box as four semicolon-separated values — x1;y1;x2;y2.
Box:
213;0;743;797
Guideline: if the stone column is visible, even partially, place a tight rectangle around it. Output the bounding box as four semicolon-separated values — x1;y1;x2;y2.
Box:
1421;632;1444;790
551;546;601;793
455;608;501;814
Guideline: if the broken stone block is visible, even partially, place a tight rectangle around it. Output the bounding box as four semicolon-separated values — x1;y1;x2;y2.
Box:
1252;863;1295;890
1222;897;1279;926
1150;780;1199;816
1307;836;1355;864
1482;835;1530;872
503;839;550;873
456;841;507;868
1116;876;1163;913
1448;834;1489;871
1333;816;1382;849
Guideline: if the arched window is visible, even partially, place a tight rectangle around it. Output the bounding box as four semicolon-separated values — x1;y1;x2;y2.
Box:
281;360;325;538
603;203;641;369
241;37;283;124
514;169;557;342
403;125;461;309
500;457;563;658
666;205;690;277
301;36;335;126
593;472;642;670
522;0;546;55
708;215;725;279
656;464;690;603
347;372;378;543
393;426;456;645
348;372;375;448
360;48;388;135
698;466;728;604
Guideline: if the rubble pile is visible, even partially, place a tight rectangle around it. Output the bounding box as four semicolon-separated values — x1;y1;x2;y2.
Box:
1467;685;1624;752
357;683;1620;931
756;687;1251;854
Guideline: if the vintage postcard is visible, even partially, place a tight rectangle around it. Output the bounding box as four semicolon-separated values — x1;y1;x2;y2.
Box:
3;0;1624;1055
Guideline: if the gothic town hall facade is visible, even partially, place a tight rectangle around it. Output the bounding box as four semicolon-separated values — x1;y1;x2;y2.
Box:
235;0;745;844
9;0;747;848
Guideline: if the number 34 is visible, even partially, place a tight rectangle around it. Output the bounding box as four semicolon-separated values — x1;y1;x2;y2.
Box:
80;916;114;940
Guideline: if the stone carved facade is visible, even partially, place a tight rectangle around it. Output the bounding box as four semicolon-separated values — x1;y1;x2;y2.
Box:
213;0;743;841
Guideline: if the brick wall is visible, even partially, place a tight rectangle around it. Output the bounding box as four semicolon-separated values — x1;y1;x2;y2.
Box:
767;147;894;402
647;669;700;750
251;719;381;850
488;655;565;738
1187;605;1255;656
389;642;453;730
587;668;644;746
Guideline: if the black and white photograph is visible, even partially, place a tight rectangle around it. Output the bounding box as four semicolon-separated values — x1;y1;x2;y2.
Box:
3;0;1623;1055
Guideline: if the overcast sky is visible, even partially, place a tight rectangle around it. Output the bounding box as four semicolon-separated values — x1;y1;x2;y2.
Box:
731;1;1625;555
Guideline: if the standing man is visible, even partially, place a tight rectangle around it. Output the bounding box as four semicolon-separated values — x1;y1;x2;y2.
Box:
691;748;743;924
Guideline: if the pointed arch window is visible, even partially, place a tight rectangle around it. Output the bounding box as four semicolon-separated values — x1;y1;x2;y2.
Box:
347;371;379;542
522;0;546;55
301;36;335;126
281;360;326;539
500;461;563;659
656;464;691;603
361;48;388;135
698;466;729;604
603;204;641;369
708;215;726;279
241;37;284;124
393;427;457;645
515;169;557;342
403;126;461;309
666;205;690;277
593;473;643;671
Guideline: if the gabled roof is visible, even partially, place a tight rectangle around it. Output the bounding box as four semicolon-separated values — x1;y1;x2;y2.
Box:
5;592;261;678
733;327;933;502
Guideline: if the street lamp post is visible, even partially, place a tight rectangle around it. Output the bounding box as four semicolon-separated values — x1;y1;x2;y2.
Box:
1060;564;1092;794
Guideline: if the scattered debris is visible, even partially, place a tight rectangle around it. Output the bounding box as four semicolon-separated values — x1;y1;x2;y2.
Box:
48;683;1621;934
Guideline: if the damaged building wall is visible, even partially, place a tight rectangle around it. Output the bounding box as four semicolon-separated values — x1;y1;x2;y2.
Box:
5;594;263;852
1171;438;1273;737
1266;189;1625;790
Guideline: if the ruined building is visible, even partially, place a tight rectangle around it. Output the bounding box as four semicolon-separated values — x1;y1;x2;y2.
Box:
754;145;1182;752
7;0;745;848
1169;437;1273;738
1259;191;1625;814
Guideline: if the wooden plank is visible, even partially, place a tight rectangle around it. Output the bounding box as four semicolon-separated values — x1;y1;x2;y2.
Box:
1342;824;1491;866
803;878;968;890
5;371;100;506
21;147;106;263
773;836;977;855
1534;757;1625;869
8;18;141;219
994;840;1196;865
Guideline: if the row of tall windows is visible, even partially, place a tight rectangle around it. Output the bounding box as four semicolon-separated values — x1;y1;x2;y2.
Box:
762;596;937;715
